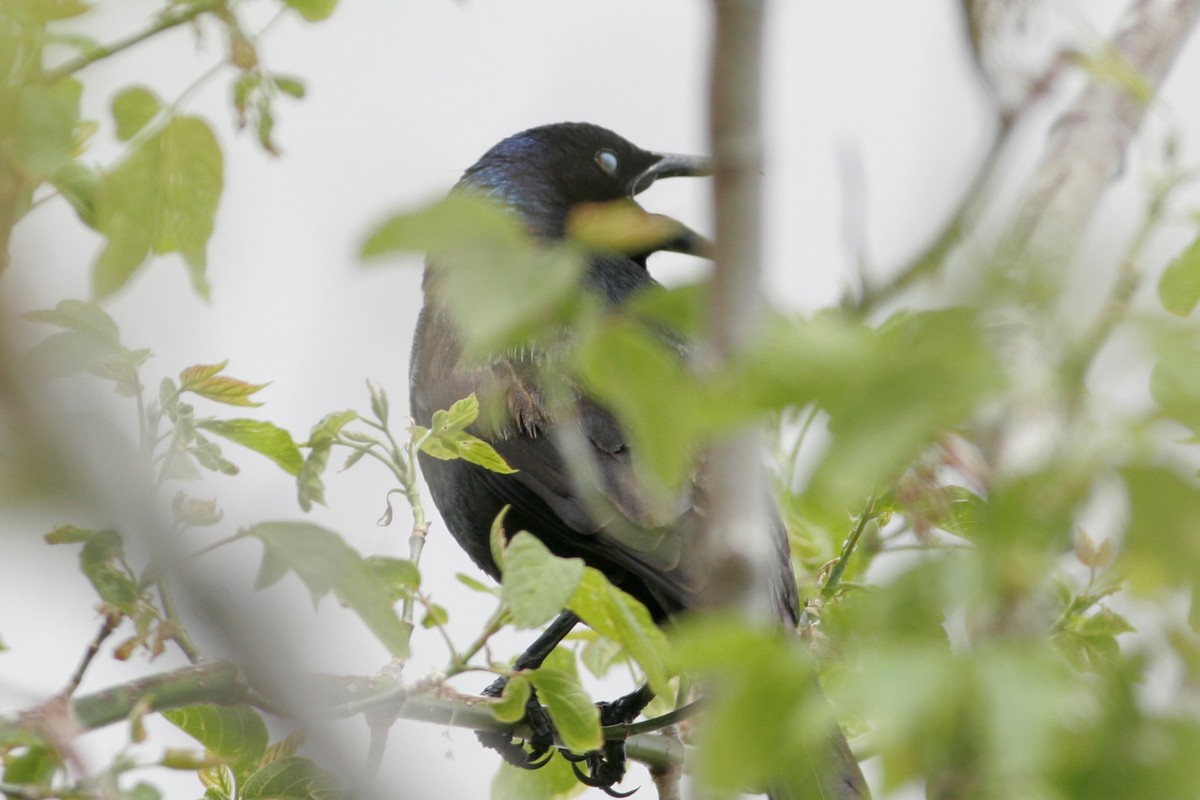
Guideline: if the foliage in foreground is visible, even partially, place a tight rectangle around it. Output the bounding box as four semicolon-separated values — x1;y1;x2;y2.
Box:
2;3;1200;800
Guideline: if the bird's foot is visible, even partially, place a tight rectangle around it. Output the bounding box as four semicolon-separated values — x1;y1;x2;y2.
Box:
561;741;636;797
559;685;655;796
478;677;556;770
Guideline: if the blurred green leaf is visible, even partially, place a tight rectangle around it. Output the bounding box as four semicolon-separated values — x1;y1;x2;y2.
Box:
1158;229;1200;316
2;744;60;788
297;411;356;511
810;309;1000;510
163;705;268;782
93;115;223;298
1122;466;1200;590
43;523;100;544
671;616;834;797
1150;344;1200;441
240;756;339;800
111;86;162;142
246;522;411;657
490;751;578;800
490;674;532;724
575;317;702;490
78;529;141;614
197;419;302;475
14;79;81;177
363;194;584;349
50;160;100;227
501;532;585;629
364;556;420;602
281;0;339;22
568;567;672;699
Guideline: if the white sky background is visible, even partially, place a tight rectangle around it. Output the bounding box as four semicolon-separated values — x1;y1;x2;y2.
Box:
3;0;1199;798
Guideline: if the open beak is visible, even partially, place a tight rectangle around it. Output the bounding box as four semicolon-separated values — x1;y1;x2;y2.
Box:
629;152;714;196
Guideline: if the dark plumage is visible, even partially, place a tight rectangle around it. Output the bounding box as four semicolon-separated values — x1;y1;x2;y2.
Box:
408;122;867;798
409;122;796;624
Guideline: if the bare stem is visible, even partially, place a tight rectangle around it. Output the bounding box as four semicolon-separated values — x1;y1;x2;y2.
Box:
157;577;204;663
41;0;225;84
60;618;118;699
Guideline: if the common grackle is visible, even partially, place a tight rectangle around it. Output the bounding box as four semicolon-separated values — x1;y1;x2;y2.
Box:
409;122;868;798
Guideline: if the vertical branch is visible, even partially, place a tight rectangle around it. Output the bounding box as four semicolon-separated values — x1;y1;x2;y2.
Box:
699;0;776;617
1009;0;1200;264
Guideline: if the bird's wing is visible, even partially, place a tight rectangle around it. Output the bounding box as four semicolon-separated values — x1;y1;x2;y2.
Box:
480;401;709;615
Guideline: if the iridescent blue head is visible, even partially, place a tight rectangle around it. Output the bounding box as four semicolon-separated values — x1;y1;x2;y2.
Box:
457;122;712;239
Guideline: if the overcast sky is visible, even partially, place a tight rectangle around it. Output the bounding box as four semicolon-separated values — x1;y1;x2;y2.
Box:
4;1;1197;797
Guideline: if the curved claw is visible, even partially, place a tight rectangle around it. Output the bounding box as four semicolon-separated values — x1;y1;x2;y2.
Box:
562;739;635;795
602;784;638;798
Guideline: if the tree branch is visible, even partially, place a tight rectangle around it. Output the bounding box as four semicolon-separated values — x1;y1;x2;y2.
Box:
700;0;778;619
1008;0;1200;265
41;0;224;85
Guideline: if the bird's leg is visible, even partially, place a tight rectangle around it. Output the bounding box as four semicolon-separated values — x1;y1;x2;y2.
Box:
562;684;655;797
478;611;580;769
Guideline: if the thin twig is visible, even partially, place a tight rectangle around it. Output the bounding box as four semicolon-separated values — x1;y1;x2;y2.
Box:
60;618;118;699
157;577;204;663
41;0;224;84
821;496;878;600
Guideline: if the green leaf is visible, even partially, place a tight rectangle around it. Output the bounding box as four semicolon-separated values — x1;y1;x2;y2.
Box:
240;756;339;800
490;751;579;800
92;115;223;298
78;529;140;613
671;616;836;797
576;318;704;491
197;419;302;475
367;381;388;424
1150;344;1200;442
1159;230;1200;316
246;522;411;657
163;705;268;782
273;75;307;98
502;532;585;629
421;603;449;629
180;362;268;407
1122;466;1200;590
128;783;161;800
23;299;120;341
33;0;94;21
14;79;82;177
528;668;602;753
568;568;672;699
297;411;357;511
364;556;420;602
111;86;162;142
809;309;999;510
2;744;60;787
456;573;498;595
281;0;339;23
261;731;308;766
362;194;584;349
490;674;532;724
43;524;99;544
490;505;510;571
50;161;101;227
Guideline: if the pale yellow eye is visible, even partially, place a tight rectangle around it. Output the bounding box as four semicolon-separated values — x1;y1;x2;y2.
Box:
595;149;619;176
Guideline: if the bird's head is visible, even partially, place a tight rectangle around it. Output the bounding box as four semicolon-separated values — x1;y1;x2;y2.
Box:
457;122;711;240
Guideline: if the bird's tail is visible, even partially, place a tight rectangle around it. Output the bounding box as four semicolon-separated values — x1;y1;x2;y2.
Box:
768;713;870;800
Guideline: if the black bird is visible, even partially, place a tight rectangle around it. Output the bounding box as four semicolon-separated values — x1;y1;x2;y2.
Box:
409;122;868;798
